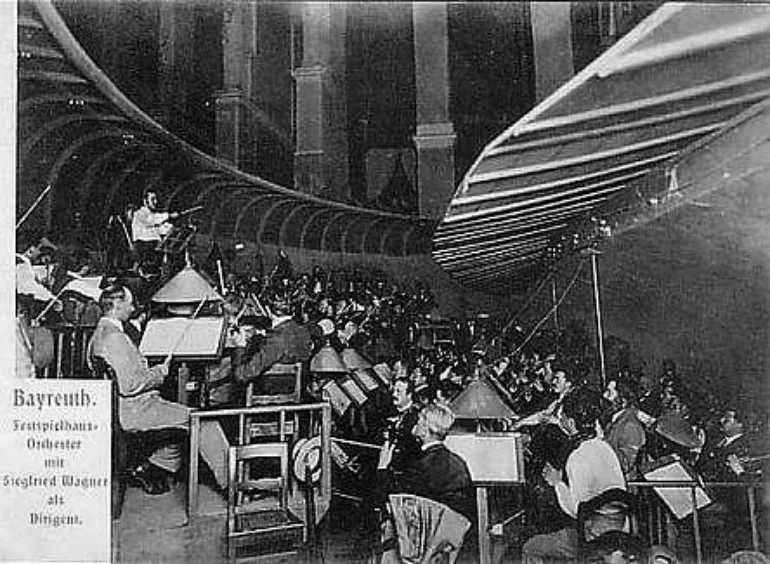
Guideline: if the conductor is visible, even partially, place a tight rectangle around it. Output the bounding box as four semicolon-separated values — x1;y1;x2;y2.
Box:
132;190;178;272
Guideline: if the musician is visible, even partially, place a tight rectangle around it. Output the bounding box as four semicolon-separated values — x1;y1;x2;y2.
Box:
522;388;626;564
698;408;761;482
207;314;270;407
603;379;647;479
377;402;474;521
131;190;178;272
55;250;103;326
15;234;59;305
511;361;572;432
89;284;229;495
386;378;422;471
234;291;313;386
697;408;763;557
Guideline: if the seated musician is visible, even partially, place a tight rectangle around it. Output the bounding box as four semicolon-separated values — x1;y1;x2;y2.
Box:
697;407;763;557
522;387;626;564
205;314;270;407
16;233;61;312
386;378;422;472
56;250;103;326
233;290;314;387
377;402;474;522
89;284;229;495
511;359;573;430
514;362;579;474
603;378;647;479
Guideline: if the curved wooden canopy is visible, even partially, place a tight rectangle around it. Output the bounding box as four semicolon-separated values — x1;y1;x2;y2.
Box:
434;3;770;294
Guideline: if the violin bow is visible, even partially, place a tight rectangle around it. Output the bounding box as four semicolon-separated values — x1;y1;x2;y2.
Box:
33;286;68;324
16;184;53;230
165;295;208;364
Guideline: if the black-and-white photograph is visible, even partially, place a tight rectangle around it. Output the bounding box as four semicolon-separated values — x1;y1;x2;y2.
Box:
9;1;770;562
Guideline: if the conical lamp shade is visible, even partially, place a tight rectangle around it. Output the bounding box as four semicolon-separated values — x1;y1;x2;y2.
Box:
310;344;348;374
655;411;701;449
341;347;372;370
152;265;223;303
450;376;517;420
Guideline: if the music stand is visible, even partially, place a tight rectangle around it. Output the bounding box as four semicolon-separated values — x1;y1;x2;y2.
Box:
445;432;526;564
643;454;711;520
156;224;197;254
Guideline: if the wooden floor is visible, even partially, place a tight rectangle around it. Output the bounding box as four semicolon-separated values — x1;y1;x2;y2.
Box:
112;481;391;563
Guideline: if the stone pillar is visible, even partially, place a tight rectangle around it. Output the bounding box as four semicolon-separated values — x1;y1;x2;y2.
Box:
412;3;456;220
214;89;244;167
214;2;257;168
157;3;195;127
530;2;574;103
293;2;348;199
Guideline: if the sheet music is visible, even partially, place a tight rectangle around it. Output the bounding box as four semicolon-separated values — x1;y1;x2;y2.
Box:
351;368;379;391
340;377;368;406
322;381;352;416
139;317;225;358
644;461;711;519
373;363;392;385
63;276;103;301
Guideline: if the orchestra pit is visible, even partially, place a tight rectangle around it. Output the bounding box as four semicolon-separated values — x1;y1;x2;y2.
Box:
15;1;770;562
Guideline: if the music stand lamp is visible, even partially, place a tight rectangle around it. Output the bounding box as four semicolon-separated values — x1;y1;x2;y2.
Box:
448;376;521;564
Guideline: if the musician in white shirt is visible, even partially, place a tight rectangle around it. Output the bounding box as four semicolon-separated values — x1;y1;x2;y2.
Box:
15;235;60;307
522;388;626;564
131;190;178;271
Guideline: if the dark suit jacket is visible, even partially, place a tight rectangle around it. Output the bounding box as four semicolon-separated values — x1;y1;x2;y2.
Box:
380;443;474;521
389;405;422;472
697;433;755;483
235;318;313;383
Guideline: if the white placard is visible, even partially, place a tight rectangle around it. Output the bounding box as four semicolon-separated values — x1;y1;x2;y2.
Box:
0;380;112;562
445;432;525;483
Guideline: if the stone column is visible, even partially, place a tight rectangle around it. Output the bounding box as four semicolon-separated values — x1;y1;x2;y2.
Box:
412;3;456;220
530;2;574;103
157;3;195;127
214;2;257;167
293;2;348;198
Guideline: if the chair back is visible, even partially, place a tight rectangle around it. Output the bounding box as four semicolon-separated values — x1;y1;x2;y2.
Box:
229;443;291;518
388;494;471;564
89;355;116;380
246;362;303;406
88;353;127;520
226;442;305;561
578;488;637;544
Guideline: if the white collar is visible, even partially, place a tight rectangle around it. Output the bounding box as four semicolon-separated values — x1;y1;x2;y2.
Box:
421;440;441;451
